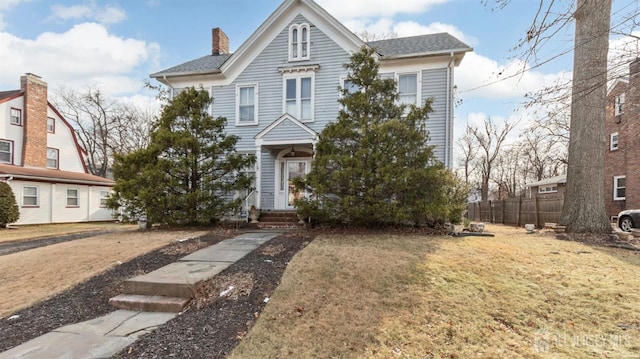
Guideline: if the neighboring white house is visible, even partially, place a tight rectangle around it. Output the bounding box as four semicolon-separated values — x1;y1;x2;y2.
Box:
151;0;472;212
0;73;115;225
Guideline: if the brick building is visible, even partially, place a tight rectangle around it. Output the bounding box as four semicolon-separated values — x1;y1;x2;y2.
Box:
0;73;114;225
604;58;640;219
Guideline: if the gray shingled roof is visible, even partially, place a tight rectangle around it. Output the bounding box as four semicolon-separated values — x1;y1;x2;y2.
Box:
367;32;471;58
150;53;232;78
151;32;470;78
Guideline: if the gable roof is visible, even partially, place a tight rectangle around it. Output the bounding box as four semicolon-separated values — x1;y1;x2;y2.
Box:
255;114;318;142
0;90;22;104
0;164;114;186
367;33;472;59
150;0;471;84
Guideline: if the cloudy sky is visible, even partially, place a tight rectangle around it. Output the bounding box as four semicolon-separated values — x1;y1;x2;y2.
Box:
0;0;638;165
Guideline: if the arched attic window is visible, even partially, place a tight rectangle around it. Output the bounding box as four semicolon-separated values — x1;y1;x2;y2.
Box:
289;23;310;61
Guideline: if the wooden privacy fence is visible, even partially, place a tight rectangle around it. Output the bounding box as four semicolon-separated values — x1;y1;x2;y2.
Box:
466;196;564;228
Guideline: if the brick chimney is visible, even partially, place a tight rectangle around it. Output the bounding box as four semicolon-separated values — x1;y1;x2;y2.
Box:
20;73;48;168
212;28;229;55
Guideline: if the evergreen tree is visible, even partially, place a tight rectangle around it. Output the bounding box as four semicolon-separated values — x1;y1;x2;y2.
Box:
297;47;466;226
107;87;255;226
0;182;19;228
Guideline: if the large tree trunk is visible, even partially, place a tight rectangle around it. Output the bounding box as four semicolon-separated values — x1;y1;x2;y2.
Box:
559;0;612;233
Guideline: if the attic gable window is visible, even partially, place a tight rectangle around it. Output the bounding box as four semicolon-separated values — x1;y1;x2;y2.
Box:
289;23;310;61
615;93;625;116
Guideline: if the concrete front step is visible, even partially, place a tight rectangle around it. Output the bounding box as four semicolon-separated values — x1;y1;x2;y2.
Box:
257;222;303;229
109;294;190;313
122;261;231;298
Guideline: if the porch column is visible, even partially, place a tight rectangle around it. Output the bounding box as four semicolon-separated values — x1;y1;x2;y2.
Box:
255;145;262;209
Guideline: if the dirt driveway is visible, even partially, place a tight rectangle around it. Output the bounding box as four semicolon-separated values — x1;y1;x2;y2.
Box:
0;225;212;318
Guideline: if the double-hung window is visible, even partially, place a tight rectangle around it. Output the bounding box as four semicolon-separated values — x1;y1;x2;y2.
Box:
237;84;258;125
0;140;12;164
47;117;55;133
67;189;79;207
47;148;59;169
610;133;619;151
615;93;625;116
289;23;310;61
398;73;418;107
10;108;21;125
23;186;38;207
284;75;314;121
100;191;110;207
614;175;626;201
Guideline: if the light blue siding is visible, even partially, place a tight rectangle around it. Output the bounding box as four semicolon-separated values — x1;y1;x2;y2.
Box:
260;150;277;209
213;14;351;151
422;68;449;165
262;120;316;142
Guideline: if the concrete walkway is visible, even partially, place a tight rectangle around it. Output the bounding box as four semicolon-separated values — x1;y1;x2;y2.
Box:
0;231;280;359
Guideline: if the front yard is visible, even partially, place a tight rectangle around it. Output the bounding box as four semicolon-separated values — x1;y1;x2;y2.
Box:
230;225;640;358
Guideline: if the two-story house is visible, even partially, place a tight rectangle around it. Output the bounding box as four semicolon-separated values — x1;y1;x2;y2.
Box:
150;0;471;212
0;73;114;225
604;58;640;220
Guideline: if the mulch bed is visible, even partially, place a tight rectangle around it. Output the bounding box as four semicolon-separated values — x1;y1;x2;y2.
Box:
0;230;313;358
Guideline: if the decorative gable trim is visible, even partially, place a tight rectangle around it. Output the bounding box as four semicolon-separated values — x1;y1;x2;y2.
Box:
220;0;363;84
254;114;318;141
278;64;320;73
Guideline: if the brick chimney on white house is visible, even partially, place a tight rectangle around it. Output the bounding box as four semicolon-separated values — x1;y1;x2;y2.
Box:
212;28;229;55
20;73;48;168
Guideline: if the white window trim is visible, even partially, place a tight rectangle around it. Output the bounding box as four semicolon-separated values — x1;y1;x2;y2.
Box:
10;108;21;126
288;23;311;62
22;186;39;207
236;84;259;126
46;147;59;169
282;72;315;122
47;117;55;133
538;185;558;194
66;188;79;207
614;175;626;201
99;191;110;207
396;72;421;108
610;132;619;151
0;139;12;164
615;93;625;116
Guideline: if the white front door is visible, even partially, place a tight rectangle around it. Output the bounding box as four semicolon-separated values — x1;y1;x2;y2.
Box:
277;159;309;209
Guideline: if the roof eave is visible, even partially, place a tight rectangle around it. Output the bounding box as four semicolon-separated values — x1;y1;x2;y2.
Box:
378;47;473;62
1;174;114;186
150;68;223;80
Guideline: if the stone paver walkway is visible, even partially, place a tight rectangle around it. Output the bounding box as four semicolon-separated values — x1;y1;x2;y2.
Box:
0;231;280;359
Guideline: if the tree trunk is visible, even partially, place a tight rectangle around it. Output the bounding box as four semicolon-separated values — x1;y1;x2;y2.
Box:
559;0;612;233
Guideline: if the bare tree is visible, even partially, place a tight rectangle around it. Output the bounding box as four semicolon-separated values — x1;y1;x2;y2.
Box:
54;86;154;178
357;30;397;42
457;126;478;187
467;117;518;201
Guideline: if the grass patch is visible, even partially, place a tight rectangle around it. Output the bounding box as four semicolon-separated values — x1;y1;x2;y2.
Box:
230;225;640;358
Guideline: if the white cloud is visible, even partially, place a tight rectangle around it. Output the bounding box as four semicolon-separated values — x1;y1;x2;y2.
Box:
456;52;571;100
49;1;126;25
0;23;160;95
317;0;450;19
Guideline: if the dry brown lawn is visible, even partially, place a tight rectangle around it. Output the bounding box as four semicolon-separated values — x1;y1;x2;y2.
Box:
0;228;210;318
0;222;136;243
230;225;640;358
